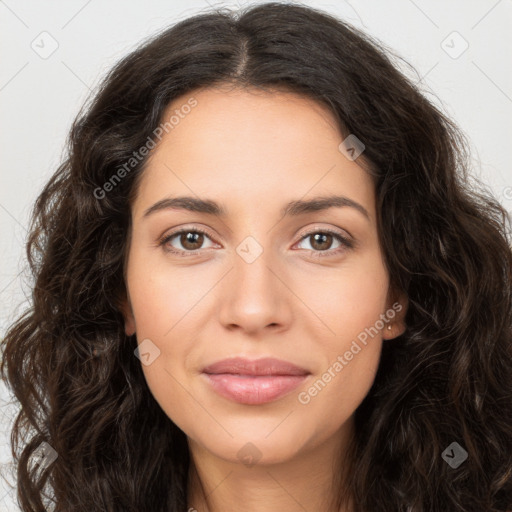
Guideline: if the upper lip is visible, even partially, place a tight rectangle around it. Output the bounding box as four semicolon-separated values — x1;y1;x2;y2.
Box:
202;357;310;376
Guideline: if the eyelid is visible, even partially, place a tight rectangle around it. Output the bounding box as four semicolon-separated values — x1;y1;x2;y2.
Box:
296;224;353;242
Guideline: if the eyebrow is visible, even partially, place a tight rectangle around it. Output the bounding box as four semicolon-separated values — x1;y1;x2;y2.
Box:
142;194;370;221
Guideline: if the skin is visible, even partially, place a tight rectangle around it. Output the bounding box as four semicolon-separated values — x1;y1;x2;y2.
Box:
121;85;408;512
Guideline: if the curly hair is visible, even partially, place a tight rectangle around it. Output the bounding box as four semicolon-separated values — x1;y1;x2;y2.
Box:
1;2;511;511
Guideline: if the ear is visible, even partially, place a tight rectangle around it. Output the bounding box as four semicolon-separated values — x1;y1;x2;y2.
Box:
119;294;136;337
382;286;408;340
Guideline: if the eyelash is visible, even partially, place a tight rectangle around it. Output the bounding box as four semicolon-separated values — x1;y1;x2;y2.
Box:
158;226;354;258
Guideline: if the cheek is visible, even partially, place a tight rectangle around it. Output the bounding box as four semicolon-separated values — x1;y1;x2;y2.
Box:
125;250;208;427
125;247;203;336
294;335;382;451
293;257;388;415
300;251;389;342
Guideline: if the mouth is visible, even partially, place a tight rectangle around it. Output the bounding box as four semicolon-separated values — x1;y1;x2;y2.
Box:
201;357;310;405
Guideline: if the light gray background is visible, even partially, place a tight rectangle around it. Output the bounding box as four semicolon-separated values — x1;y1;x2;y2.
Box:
1;0;511;509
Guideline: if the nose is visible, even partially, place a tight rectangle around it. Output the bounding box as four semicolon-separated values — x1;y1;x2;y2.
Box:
217;240;293;336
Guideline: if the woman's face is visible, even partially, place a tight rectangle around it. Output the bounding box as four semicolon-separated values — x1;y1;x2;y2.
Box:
122;86;407;466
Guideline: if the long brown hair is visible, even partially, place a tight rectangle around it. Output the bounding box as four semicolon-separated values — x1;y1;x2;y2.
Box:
2;2;511;511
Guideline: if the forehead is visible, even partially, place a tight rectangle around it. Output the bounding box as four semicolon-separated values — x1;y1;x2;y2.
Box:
132;87;376;222
163;85;341;152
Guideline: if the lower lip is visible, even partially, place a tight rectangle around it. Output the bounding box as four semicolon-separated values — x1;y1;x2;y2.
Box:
203;373;308;405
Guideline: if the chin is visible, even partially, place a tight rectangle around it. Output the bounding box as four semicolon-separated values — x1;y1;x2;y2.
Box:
187;416;315;466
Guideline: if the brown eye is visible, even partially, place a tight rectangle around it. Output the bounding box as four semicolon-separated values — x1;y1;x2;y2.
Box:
179;231;205;251
159;227;216;255
296;229;354;257
309;232;334;251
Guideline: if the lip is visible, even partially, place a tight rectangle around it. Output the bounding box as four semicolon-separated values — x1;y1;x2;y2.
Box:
202;357;310;405
202;357;310;376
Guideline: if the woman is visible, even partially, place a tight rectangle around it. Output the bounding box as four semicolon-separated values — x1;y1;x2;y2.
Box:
1;2;511;511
